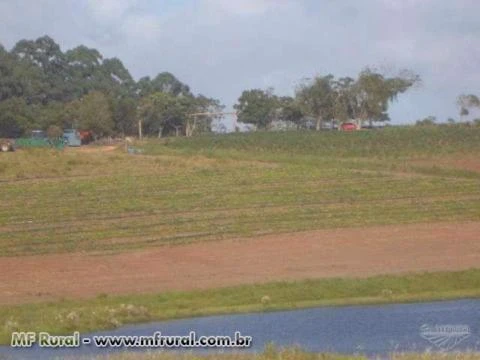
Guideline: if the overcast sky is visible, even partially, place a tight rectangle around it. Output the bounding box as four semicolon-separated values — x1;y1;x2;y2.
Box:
1;0;479;124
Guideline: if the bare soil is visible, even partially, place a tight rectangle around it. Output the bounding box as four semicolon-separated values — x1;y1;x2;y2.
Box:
1;221;479;305
68;145;119;153
413;156;480;173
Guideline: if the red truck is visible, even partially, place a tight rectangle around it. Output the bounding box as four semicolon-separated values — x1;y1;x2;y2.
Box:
340;122;358;131
79;130;94;145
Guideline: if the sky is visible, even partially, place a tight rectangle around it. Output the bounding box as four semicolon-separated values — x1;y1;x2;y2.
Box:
0;0;479;125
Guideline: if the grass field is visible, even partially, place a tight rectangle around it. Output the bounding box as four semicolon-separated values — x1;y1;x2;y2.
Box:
1;126;480;350
1;126;480;256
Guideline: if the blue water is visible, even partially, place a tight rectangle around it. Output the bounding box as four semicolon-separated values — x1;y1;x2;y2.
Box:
1;299;479;359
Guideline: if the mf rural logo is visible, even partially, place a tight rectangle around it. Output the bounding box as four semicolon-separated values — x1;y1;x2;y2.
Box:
420;324;471;350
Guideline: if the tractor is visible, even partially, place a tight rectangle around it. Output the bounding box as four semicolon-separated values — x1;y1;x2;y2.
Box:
0;139;15;152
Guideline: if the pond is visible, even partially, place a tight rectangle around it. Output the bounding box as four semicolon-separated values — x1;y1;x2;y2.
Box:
1;299;479;359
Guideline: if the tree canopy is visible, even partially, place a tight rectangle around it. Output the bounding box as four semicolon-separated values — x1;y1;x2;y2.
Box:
0;36;221;138
234;88;279;130
235;68;420;130
1;36;424;138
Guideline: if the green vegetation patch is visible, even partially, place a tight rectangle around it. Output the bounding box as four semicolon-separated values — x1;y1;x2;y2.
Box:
87;347;480;360
147;126;480;158
1;127;480;256
1;269;480;345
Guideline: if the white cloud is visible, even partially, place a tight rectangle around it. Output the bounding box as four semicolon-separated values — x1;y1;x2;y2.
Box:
121;13;162;41
87;0;139;23
203;0;287;15
379;0;434;10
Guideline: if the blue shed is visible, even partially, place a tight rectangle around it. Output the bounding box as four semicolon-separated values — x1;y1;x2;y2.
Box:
63;129;82;147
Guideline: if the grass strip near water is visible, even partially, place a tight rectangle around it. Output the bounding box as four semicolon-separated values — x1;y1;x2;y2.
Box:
87;347;480;360
1;269;480;345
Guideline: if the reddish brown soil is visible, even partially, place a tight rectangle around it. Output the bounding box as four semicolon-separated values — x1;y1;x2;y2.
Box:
1;221;480;305
413;157;480;173
67;145;118;153
445;158;480;173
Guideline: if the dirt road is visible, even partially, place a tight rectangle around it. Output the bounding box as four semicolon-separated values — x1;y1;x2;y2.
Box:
1;221;479;305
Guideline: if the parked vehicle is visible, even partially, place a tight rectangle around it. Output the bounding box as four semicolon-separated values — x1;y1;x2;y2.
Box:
15;130;65;149
79;130;94;145
340;122;358;131
0;139;15;152
31;130;47;139
63;129;82;147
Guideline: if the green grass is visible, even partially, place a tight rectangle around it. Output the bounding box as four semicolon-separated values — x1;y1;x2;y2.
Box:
90;347;368;360
86;347;480;360
1;127;480;256
2;269;480;345
149;126;480;158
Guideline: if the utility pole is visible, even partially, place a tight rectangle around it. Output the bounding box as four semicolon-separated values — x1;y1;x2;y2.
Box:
138;119;143;140
233;112;238;131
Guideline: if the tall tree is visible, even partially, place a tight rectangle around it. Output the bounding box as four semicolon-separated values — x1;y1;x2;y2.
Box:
296;75;335;130
138;92;190;137
136;72;191;98
0;45;18;101
65;45;104;99
354;70;388;127
277;96;304;129
71;91;114;137
113;97;137;135
354;68;420;127
11;36;69;103
234;88;279;130
332;77;356;125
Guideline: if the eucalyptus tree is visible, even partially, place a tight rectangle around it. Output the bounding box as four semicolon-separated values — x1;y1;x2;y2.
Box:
138;92;179;137
332;77;356;126
11;36;69;103
277;96;305;129
354;68;420;127
0;45;17;101
295;75;335;130
136;72;191;98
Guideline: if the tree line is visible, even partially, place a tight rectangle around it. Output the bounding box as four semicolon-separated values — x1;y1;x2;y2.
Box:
10;35;469;138
235;70;421;131
0;36;222;138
